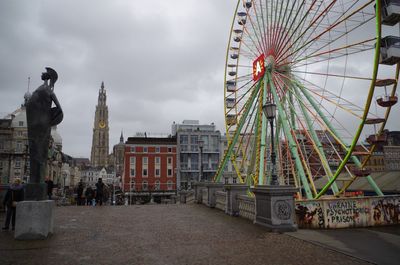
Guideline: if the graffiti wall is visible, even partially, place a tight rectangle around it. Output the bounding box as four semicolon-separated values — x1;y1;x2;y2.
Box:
295;201;324;228
295;195;400;229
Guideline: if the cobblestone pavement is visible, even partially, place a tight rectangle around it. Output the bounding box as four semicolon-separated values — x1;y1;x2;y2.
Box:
0;204;370;265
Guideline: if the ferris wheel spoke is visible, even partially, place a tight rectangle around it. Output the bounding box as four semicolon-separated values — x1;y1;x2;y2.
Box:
291;84;340;193
279;0;375;65
272;0;295;56
216;79;263;183
290;43;375;69
246;5;267;54
293;17;375;65
275;0;317;60
293;79;383;198
277;71;364;120
274;75;335;189
274;0;307;57
268;72;314;198
251;1;268;53
280;0;335;63
292;70;372;81
294;15;375;65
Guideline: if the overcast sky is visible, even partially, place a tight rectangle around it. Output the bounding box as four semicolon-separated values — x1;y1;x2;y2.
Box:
1;0;399;159
0;0;236;158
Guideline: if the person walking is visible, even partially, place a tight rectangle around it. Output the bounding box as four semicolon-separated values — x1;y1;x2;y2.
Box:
45;177;54;200
2;178;24;231
77;180;84;206
85;186;94;206
95;178;104;206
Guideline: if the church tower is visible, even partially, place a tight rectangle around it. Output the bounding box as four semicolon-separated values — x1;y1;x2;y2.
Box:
90;82;109;167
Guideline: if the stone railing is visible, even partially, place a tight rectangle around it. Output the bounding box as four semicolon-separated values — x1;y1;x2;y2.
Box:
237;195;255;221
186;191;195;203
202;188;208;205
215;191;227;211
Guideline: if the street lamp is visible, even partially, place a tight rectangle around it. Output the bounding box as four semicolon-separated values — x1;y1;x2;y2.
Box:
198;140;204;182
262;101;279;185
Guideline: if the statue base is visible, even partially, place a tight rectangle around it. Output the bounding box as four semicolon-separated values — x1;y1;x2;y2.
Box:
24;183;47;201
15;200;55;240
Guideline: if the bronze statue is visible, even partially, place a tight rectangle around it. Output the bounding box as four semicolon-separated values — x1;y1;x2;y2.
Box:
26;67;63;200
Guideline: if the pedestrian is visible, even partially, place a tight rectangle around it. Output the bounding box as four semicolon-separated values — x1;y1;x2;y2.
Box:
2;178;24;231
85;186;94;206
77;180;84;206
45;177;54;200
95;178;104;206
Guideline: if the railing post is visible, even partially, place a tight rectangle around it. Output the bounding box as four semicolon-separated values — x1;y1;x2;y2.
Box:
251;185;298;232
224;184;248;216
205;183;224;208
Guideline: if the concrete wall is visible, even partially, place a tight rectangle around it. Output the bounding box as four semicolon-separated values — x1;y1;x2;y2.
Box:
295;195;400;229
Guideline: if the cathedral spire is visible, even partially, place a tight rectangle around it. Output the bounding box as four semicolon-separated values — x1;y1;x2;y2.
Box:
120;130;124;143
91;81;109;167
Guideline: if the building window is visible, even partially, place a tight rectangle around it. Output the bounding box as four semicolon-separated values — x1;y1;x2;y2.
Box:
142;181;148;191
15;158;21;168
155;180;160;190
156;147;160;153
180;135;188;144
130;181;135;191
167;180;173;190
143;147;148;153
131;147;135;153
142;156;148;177
168;147;172;153
167;157;172;165
190;135;198;144
155;156;160;177
16;141;22;152
130;157;136;176
19;121;23;127
167;168;172;177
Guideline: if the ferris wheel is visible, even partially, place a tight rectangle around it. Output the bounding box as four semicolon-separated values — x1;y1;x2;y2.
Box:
214;0;399;199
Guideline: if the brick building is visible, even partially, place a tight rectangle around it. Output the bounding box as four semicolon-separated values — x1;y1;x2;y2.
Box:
123;136;177;202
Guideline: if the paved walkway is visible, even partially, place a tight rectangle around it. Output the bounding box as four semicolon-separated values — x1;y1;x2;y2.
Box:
288;226;400;265
0;204;387;265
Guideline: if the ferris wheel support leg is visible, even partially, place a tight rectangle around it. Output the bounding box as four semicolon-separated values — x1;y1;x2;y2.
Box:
295;81;383;197
292;85;339;194
258;75;269;185
268;73;313;199
213;81;262;183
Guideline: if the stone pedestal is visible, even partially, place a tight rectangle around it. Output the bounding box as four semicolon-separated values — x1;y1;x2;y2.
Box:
15;200;55;240
205;183;224;208
225;184;248;216
251;185;298;232
193;182;205;204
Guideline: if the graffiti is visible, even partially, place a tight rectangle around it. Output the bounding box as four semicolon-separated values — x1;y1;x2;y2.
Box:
326;200;369;227
295;202;324;228
371;198;400;225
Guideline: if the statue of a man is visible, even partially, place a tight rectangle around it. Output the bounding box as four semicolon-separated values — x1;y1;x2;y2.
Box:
26;67;63;200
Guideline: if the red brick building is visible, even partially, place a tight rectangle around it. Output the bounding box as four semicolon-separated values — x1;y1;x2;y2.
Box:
123;136;177;194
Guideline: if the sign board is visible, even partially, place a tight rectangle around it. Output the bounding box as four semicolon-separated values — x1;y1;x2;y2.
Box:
252;54;265;81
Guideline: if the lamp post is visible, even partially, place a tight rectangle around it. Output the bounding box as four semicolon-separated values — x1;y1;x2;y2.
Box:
262;102;278;186
198;140;204;182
